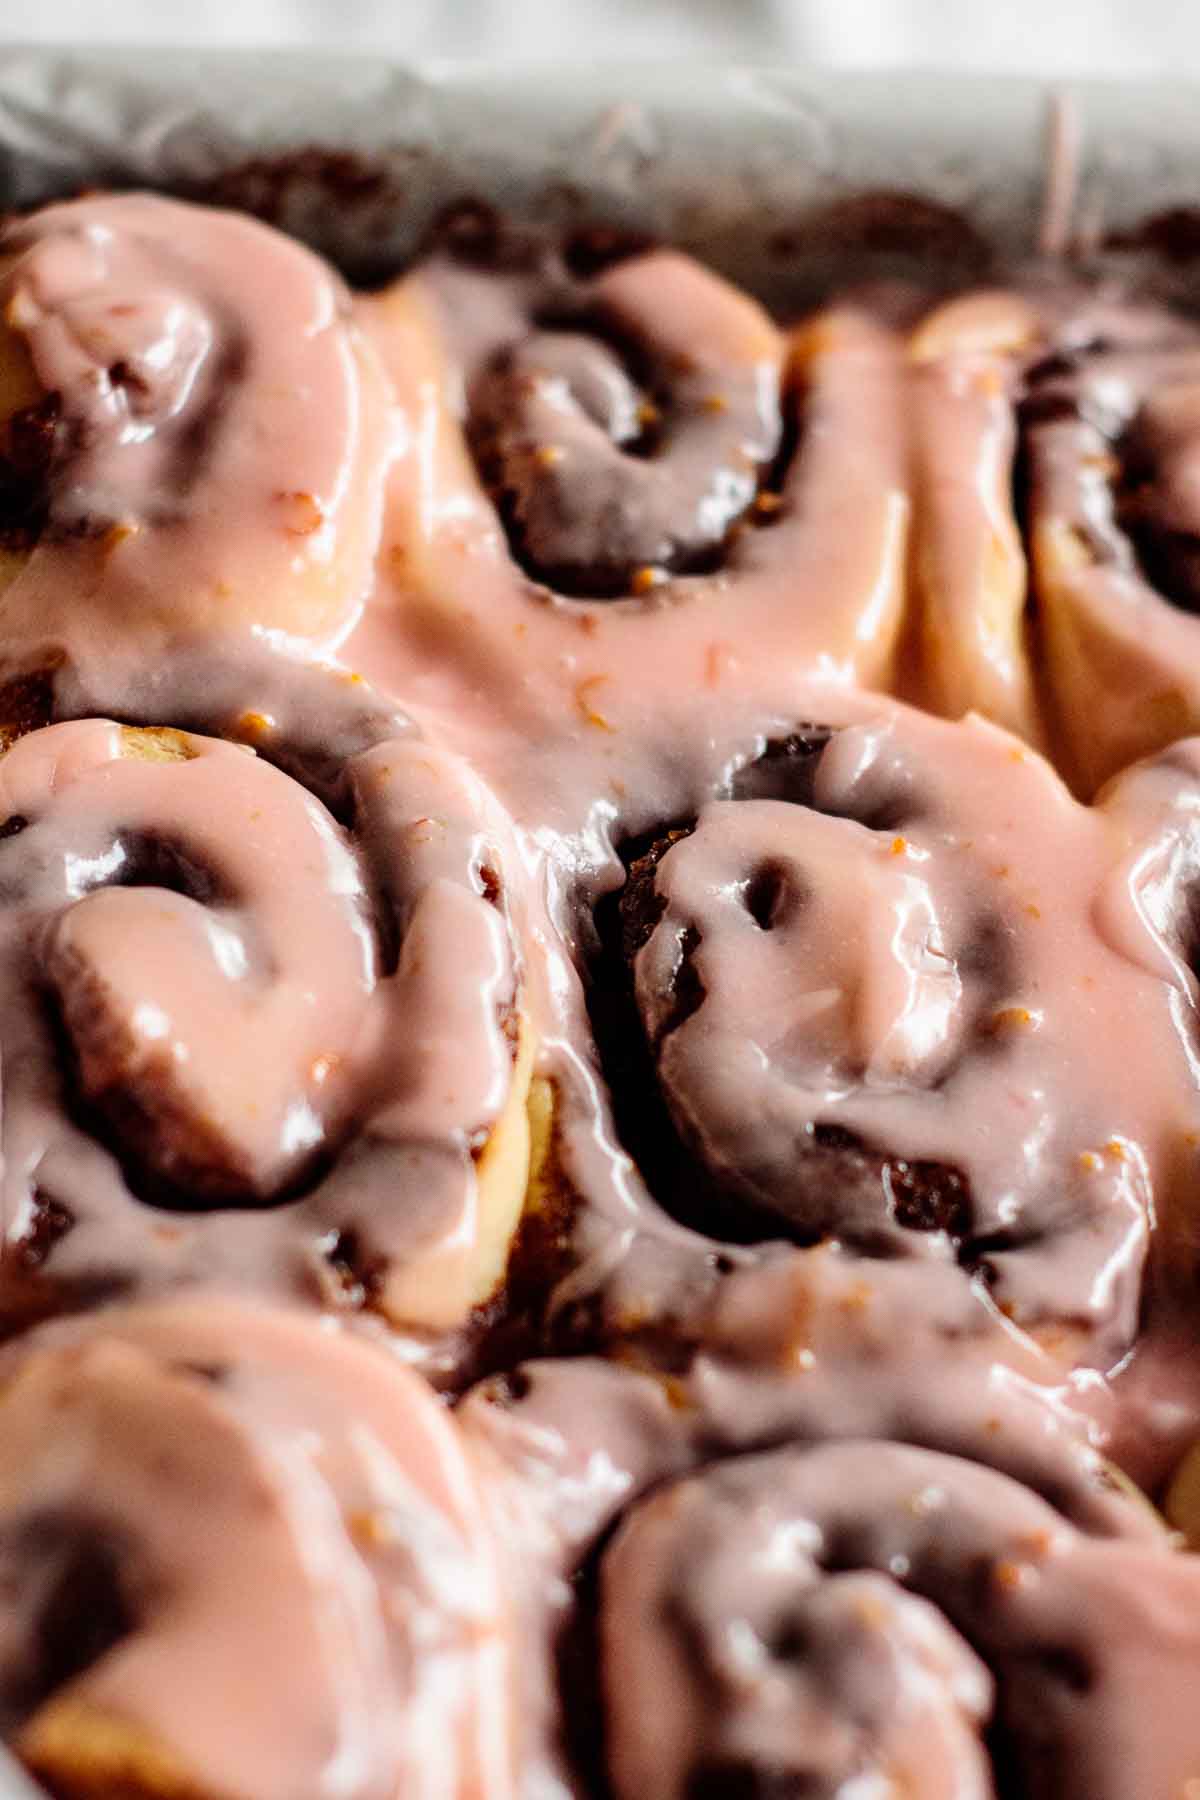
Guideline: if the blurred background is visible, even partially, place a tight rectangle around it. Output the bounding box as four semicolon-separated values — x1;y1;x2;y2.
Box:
0;0;1198;77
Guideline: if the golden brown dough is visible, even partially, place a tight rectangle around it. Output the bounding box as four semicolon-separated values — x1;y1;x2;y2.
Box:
908;291;1046;745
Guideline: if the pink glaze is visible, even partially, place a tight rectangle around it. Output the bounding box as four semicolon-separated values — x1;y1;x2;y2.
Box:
460;249;784;593
0;193;390;655
0;1299;516;1800
16;719;378;1197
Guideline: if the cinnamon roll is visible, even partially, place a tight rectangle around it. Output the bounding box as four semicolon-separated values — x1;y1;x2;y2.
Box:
602;1442;1200;1800
0;194;390;656
0;656;534;1349
0;1297;516;1800
358;224;910;754
1023;298;1200;792
460;1339;1182;1800
586;703;1200;1370
910;282;1200;792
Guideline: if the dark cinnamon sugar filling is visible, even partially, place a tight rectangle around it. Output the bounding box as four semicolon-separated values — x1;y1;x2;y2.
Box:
468;319;783;597
420;222;789;599
599;833;978;1261
2;762;371;1212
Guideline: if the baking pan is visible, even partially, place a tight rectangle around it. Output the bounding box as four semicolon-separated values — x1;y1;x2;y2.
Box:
3;51;1200;298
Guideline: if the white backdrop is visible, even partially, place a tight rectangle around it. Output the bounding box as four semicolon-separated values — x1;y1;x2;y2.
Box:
0;0;1197;76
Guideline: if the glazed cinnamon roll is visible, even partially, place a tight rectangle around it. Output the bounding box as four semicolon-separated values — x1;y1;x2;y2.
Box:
602;1442;1200;1800
0;1298;516;1800
910;283;1200;792
0;193;389;655
461;1337;1182;1800
0;655;534;1350
586;703;1200;1371
1023;299;1200;792
358;222;910;753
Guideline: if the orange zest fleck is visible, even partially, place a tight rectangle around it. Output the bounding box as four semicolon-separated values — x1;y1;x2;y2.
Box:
102;518;140;553
236;710;275;741
278;490;325;536
991;1005;1035;1033
631;564;666;596
992;1559;1033;1592
705;642;731;688
349;1510;395;1547
577;676;615;733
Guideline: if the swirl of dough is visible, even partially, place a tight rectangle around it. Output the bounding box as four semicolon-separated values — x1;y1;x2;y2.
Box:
591;704;1200;1368
909;282;1200;792
0;193;390;654
0;659;534;1347
357;232;911;760
600;1440;1200;1800
0;1298;516;1800
461;245;782;596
